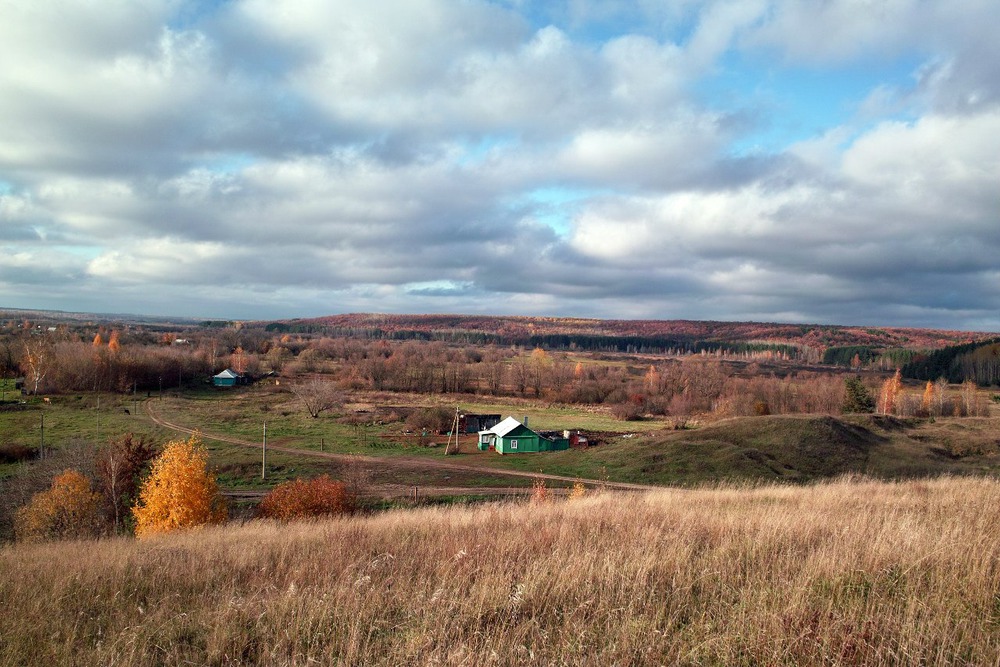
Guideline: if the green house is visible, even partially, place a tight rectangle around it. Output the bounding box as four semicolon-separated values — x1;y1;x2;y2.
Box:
212;368;243;387
478;416;569;455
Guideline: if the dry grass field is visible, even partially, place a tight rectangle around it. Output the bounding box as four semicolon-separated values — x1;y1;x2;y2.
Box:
2;476;1000;666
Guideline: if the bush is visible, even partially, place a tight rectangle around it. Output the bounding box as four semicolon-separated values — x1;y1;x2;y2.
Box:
611;401;643;421
0;443;35;464
530;479;550;504
406;407;454;434
14;469;104;542
258;475;355;521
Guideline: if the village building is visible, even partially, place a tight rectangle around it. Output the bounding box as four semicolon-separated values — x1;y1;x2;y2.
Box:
477;416;570;455
212;368;247;387
459;413;502;433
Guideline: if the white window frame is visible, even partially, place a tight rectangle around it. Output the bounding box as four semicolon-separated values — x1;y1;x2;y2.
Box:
510;439;518;450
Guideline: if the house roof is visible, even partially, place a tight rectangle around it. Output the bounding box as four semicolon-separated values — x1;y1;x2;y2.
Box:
214;369;241;379
490;416;529;438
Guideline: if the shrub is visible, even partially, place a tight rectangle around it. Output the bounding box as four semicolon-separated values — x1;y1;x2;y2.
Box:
132;437;227;538
258;475;356;521
405;407;454;434
530;479;550;504
0;443;35;464
14;469;104;542
611;401;643;421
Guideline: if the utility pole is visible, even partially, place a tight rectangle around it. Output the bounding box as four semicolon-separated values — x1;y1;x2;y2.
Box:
39;413;44;460
261;421;267;480
446;408;460;455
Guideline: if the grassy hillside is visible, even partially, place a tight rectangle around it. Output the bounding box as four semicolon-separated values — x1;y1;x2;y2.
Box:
2;477;1000;665
500;415;1000;485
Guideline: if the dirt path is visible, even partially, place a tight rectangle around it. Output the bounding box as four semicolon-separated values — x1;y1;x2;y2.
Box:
225;486;579;501
144;401;661;494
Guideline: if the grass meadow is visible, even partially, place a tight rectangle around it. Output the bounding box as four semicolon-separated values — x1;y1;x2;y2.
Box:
3;476;1000;666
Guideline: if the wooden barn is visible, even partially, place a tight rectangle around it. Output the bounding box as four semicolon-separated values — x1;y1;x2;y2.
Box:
477;416;569;455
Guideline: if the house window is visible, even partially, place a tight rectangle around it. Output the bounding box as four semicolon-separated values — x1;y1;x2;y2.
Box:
510;440;518;450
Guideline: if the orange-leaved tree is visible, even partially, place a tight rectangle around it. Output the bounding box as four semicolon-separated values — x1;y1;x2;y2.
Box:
132;436;227;538
15;469;104;542
921;380;936;416
257;475;355;521
878;370;902;415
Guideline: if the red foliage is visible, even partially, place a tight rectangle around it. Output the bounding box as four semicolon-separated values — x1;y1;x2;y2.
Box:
258;475;356;521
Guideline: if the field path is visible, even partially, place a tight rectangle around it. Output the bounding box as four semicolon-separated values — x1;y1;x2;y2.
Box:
144;401;661;494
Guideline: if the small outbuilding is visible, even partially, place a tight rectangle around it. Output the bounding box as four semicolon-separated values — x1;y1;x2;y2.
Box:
212;368;246;387
478;416;569;455
459;413;502;433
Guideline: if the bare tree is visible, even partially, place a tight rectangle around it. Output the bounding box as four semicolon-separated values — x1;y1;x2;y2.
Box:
95;434;156;533
935;376;949;416
290;379;344;418
21;337;53;394
511;356;531;396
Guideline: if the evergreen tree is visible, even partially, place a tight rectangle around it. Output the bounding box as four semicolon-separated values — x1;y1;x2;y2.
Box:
843;376;875;414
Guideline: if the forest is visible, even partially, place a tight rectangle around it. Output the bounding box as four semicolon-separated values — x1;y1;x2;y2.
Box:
1;312;996;424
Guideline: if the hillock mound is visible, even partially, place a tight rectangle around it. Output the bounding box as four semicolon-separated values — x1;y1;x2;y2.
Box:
566;414;888;484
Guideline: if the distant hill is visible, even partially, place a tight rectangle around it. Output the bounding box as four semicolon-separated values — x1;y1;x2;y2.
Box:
267;313;991;353
0;307;201;327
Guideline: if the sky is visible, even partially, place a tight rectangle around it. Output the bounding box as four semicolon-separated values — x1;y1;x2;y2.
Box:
1;0;999;329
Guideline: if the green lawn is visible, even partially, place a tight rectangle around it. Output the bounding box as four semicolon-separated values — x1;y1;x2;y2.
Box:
451;399;665;433
1;385;674;489
0;393;167;449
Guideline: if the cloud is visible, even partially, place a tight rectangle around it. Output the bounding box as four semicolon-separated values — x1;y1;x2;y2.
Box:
0;0;999;329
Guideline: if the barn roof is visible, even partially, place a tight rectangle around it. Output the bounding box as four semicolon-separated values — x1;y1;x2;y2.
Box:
214;369;241;379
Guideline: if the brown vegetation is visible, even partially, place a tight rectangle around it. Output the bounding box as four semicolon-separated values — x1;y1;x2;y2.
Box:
302;313;985;350
257;475;355;520
2;477;1000;665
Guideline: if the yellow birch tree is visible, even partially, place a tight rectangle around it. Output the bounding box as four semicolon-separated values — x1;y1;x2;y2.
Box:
878;370;902;415
921;380;935;416
132;436;227;538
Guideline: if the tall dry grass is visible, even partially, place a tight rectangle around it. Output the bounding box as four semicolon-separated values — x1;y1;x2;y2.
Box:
2;476;1000;665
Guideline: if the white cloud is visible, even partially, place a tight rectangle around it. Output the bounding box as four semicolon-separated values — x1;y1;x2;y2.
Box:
1;0;999;328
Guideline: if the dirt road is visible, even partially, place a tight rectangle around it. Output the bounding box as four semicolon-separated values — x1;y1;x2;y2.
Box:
144;401;661;497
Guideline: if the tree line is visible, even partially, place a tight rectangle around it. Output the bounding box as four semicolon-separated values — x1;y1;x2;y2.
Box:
902;338;1000;386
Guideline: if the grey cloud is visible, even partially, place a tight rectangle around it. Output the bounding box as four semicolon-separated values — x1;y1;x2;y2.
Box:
1;0;1000;331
